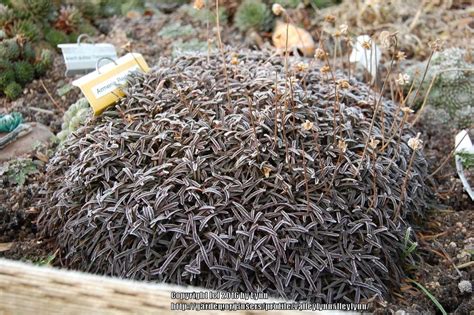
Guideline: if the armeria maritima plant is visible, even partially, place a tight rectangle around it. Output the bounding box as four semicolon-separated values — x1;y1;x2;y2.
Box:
40;50;432;303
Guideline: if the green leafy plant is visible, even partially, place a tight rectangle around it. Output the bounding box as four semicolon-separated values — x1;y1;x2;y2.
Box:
0;158;38;186
235;0;273;32
35;253;56;266
457;150;474;170
401;227;418;260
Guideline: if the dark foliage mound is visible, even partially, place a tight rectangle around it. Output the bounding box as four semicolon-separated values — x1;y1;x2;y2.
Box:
40;50;432;303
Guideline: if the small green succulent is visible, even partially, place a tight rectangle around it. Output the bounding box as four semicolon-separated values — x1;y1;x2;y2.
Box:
34;49;53;77
0;112;22;132
180;4;228;24
21;41;36;61
406;48;473;129
57;98;92;142
121;0;145;15
13;60;34;85
235;0;273;33
0;60;14;89
68;0;99;20
0;38;20;60
158;22;196;39
274;0;302;9
10;0;56;22
312;0;342;9
171;38;211;58
12;20;41;42
99;0;122;17
0;4;14;25
3;81;22;99
44;28;69;48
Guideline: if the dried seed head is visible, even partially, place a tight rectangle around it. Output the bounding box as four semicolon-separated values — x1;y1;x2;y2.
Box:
369;137;380;150
286;75;298;88
301;120;313;131
361;40;372;50
401;106;414;114
193;0;205;10
122;41;132;52
294;62;308;72
396;73;410;86
320;65;331;74
429;39;444;51
408;133;423;150
262;165;272;178
272;3;285;16
337;139;348;153
125;114;134;123
396;51;406;61
314;48;327;60
337;79;350;89
324;14;336;23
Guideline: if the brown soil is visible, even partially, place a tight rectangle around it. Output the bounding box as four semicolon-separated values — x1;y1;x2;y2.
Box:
1;4;472;313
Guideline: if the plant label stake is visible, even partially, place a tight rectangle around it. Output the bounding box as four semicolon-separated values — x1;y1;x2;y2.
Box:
455;130;474;201
72;53;150;115
58;34;118;77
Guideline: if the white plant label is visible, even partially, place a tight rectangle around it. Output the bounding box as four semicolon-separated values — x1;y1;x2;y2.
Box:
58;43;118;76
454;130;474;201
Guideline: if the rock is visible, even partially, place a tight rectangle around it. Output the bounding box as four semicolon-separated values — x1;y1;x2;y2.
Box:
272;21;315;57
0;123;54;162
458;280;472;294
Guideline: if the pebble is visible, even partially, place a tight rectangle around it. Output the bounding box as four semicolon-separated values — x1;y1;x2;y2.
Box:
458;280;472;294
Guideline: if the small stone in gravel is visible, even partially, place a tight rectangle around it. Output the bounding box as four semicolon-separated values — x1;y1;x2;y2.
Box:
458;280;472;294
